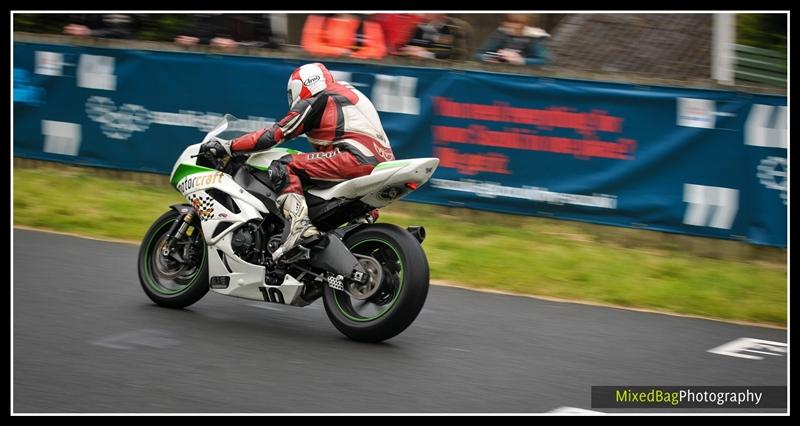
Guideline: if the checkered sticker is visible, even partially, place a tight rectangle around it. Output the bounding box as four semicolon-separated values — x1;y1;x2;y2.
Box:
189;193;216;221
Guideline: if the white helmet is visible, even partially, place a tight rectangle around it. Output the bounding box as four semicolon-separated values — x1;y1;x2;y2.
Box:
287;63;335;108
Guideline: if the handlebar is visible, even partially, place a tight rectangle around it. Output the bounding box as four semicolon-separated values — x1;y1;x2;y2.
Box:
192;145;235;172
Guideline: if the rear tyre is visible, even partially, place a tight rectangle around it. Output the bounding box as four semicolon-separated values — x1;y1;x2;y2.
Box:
322;224;429;343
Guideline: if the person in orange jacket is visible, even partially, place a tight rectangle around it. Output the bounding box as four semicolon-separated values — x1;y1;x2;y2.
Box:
372;13;424;54
301;14;387;60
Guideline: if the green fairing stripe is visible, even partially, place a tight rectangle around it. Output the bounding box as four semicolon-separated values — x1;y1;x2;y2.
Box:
171;164;216;187
246;148;304;171
374;161;411;171
273;147;303;155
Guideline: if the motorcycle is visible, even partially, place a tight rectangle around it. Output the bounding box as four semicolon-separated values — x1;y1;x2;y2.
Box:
137;115;439;342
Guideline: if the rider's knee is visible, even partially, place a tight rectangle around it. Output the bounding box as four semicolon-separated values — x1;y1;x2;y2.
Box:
265;156;292;193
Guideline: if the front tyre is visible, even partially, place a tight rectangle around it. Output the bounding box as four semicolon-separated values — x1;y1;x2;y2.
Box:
323;224;430;343
137;210;209;308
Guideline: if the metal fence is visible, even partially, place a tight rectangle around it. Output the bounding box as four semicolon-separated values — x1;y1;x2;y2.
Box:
734;44;787;87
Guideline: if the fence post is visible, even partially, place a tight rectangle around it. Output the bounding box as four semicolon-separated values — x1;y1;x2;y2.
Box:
712;13;736;85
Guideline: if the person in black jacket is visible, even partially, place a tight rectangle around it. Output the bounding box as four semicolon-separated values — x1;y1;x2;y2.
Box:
173;14;281;50
475;14;550;65
62;14;142;39
397;13;467;60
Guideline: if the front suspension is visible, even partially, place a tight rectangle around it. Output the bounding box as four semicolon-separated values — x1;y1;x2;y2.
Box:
160;211;196;258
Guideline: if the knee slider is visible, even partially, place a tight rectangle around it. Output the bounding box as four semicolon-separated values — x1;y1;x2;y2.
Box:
265;160;290;193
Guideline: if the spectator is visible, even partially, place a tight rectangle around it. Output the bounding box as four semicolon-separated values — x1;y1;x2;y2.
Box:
301;14;387;60
62;14;142;39
397;13;467;60
174;14;282;50
475;14;550;65
372;13;424;54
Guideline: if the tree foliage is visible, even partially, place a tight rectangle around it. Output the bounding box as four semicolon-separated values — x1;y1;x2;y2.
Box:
737;14;787;54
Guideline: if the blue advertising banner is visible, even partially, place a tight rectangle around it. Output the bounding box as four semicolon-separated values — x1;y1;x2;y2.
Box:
13;41;787;246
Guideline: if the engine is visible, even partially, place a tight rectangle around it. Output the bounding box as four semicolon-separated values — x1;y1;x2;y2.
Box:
230;219;284;265
230;222;263;264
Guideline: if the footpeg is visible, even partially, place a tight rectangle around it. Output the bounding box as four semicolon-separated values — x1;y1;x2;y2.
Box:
302;233;323;248
272;234;324;263
280;245;312;264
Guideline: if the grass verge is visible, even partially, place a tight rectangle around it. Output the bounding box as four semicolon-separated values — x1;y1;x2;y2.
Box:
13;163;786;326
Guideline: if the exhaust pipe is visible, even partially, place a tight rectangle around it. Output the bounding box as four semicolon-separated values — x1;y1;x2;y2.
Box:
406;226;426;244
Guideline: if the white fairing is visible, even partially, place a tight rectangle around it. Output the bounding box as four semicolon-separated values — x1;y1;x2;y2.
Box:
309;158;440;207
167;115;438;306
171;154;276;304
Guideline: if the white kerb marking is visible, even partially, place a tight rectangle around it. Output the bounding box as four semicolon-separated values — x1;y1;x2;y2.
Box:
548;406;604;414
707;337;787;360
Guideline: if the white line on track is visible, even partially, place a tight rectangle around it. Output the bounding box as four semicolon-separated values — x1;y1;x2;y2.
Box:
548;406;604;414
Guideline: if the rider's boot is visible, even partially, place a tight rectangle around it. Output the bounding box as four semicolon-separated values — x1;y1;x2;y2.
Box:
272;192;320;262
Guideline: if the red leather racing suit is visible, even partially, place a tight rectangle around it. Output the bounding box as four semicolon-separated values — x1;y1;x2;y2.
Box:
230;81;394;195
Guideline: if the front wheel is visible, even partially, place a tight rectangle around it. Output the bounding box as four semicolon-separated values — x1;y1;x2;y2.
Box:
137;209;209;308
323;224;430;343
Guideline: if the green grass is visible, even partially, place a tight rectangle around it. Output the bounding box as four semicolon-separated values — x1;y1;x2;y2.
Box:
13;164;787;326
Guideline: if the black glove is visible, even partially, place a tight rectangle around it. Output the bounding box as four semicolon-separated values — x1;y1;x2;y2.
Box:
201;140;230;159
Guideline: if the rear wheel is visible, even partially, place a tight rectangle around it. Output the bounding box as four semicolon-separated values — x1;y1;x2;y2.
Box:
323;224;429;342
137;210;209;308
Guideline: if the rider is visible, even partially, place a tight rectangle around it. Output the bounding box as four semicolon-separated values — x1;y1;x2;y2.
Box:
205;62;394;261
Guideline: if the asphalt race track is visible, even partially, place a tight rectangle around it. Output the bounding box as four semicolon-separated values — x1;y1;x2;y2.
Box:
13;229;787;413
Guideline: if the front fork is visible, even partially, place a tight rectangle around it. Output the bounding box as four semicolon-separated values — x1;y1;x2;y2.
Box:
160;211;196;261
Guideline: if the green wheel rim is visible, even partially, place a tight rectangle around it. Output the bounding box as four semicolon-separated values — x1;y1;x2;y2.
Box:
334;238;405;322
144;219;207;296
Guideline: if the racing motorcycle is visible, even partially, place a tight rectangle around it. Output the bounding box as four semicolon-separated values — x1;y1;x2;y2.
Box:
137;115;439;342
